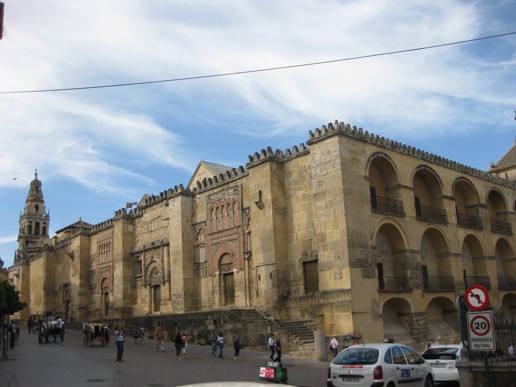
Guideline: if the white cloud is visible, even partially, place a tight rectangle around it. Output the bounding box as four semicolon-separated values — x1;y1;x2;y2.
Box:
1;0;515;191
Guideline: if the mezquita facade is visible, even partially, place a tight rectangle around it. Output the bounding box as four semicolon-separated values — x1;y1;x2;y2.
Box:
7;120;516;348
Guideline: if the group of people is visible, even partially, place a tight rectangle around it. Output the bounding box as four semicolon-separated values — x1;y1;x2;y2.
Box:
267;333;282;364
209;331;241;360
174;331;190;359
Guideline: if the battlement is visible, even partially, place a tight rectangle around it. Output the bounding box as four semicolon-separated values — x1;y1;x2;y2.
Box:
246;143;309;167
90;218;114;232
306;120;516;189
190;166;247;194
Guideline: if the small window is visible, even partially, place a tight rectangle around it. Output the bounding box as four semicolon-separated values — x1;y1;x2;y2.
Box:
34;204;39;212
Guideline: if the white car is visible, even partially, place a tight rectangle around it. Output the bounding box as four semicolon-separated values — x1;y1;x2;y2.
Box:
327;343;435;387
421;344;462;386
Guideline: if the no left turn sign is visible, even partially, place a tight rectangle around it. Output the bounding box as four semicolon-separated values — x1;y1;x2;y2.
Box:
465;284;489;311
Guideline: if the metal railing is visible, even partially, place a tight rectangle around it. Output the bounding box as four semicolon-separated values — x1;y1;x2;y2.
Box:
371;196;404;216
423;276;455;292
416;204;447;223
498;276;516;290
378;276;413;292
490;219;512;235
457;212;483;230
465;275;491;290
468;312;516;362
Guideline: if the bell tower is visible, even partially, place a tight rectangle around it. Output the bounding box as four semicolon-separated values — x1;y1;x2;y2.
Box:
16;170;50;263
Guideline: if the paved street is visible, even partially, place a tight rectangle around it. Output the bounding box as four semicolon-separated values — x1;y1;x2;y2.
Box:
0;328;328;386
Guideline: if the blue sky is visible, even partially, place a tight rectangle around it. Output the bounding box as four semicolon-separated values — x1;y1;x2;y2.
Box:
1;0;516;268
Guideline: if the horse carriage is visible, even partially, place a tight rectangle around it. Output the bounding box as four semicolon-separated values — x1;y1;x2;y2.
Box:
83;322;110;347
38;319;65;344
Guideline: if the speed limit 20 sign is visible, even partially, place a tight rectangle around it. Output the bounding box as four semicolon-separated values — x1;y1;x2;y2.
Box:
467;311;495;351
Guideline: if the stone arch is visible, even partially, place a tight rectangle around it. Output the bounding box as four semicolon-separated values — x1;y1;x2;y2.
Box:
411;165;445;193
461;234;489;287
145;260;162;286
486;187;509;212
365;152;402;186
373;221;410;291
412;165;446;221
452;177;481;203
381;297;415;344
500;293;516;317
214;242;237;272
367;153;404;212
425;296;458;341
495;237;516;279
420;226;454;291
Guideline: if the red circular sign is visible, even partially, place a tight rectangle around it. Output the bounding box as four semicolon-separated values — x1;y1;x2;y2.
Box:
469;315;491;336
465;285;489;311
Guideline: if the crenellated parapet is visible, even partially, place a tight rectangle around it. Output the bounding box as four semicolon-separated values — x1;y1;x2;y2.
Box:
91;218;114;233
139;184;190;208
190;166;247;194
246;143;309;168
306;120;516;189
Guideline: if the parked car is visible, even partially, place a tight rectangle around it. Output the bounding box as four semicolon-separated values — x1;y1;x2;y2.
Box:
327;343;434;387
421;344;462;386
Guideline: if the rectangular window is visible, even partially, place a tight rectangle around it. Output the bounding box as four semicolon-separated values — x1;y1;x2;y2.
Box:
303;260;319;294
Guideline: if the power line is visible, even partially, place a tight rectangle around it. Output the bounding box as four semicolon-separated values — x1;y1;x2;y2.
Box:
1;31;515;95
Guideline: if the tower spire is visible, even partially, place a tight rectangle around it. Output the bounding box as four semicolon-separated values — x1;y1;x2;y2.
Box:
15;171;50;264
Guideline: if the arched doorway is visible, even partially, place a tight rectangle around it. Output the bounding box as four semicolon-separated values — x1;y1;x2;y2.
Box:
101;278;109;317
63;287;71;322
150;267;161;313
220;253;235;305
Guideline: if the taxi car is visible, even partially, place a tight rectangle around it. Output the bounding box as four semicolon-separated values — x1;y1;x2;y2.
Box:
421;344;462;386
327;343;434;387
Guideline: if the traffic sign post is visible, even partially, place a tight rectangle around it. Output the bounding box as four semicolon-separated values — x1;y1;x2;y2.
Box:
467;311;495;351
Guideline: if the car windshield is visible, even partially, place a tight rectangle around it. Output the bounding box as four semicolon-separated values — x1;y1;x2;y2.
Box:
333;348;379;365
422;347;459;360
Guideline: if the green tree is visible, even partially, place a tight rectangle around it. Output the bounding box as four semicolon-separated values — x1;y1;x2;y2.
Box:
0;280;26;317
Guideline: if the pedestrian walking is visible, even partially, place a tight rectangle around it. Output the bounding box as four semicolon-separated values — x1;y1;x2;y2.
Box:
155;326;165;352
209;330;218;356
233;335;240;360
267;334;275;360
115;326;124;362
217;332;224;359
175;332;183;359
139;326;145;344
181;332;188;359
9;320;17;349
330;336;339;358
274;334;282;364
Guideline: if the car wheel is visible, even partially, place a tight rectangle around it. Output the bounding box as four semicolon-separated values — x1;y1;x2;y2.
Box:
423;376;434;387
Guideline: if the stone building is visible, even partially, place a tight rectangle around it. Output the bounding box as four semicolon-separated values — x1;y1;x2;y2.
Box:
7;120;516;349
